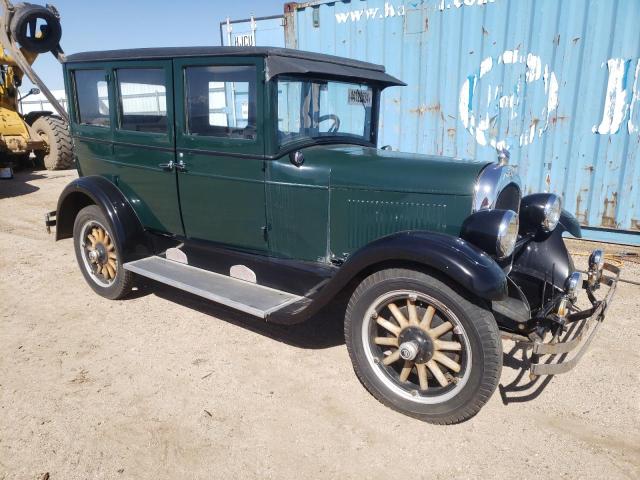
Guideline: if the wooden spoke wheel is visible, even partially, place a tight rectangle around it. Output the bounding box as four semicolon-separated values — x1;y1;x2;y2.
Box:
363;290;472;403
82;221;118;284
81;222;118;285
345;268;502;424
72;205;134;300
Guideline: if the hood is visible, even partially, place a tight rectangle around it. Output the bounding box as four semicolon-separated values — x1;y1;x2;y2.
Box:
302;145;488;196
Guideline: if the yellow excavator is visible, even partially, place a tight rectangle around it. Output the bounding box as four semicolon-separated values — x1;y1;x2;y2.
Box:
0;0;71;176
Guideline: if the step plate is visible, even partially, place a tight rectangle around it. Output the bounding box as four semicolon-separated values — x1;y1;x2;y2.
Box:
124;256;302;318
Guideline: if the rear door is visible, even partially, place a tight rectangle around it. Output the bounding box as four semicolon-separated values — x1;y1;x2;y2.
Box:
67;65;114;177
173;56;267;252
111;61;183;235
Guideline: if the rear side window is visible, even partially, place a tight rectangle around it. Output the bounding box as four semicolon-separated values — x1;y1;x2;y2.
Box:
74;69;110;127
184;65;256;139
117;68;168;134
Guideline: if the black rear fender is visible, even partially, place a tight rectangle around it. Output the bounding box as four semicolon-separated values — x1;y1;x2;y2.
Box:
56;176;150;261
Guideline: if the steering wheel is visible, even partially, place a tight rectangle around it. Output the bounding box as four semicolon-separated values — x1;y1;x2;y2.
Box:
318;114;341;133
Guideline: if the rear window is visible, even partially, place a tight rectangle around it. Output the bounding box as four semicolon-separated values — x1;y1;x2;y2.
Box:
184;65;257;139
116;68;168;134
73;69;110;127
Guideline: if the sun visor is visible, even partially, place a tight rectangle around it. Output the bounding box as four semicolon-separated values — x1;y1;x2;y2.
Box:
265;55;405;87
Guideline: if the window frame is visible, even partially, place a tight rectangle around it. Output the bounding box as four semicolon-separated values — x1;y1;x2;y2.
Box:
183;64;257;139
275;75;376;149
268;74;381;157
109;60;175;148
71;68;112;128
115;66;170;136
67;64;115;143
174;56;265;157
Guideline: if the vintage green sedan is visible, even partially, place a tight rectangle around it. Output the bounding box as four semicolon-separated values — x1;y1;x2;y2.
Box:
47;47;619;424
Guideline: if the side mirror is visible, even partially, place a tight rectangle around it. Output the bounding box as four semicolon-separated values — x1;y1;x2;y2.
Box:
29;88;41;95
289;150;304;167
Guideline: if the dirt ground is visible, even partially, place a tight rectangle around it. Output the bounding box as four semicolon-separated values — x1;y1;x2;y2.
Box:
1;170;639;480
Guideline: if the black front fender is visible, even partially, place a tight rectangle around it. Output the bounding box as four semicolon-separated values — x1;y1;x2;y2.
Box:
56;175;150;261
509;210;580;311
338;231;508;300
267;231;508;324
559;209;582;238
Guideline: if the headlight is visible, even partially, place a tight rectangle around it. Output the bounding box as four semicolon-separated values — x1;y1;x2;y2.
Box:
461;209;519;259
543;195;561;231
520;193;562;234
497;210;519;257
564;271;582;299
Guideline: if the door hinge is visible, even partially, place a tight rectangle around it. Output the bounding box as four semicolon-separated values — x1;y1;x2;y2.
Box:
330;254;347;266
261;224;272;241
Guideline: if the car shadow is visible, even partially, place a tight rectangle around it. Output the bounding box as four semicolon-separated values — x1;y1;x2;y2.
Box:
128;278;585;406
135;278;346;350
498;342;556;404
0;171;44;199
498;320;586;405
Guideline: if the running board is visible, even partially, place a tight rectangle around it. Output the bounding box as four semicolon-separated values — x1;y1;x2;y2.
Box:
123;256;303;318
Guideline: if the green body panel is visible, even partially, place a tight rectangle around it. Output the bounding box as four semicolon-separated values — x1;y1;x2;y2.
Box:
173;56;267;251
64;53;487;266
266;157;330;261
328;188;472;258
314;145;486;195
266;145;486;262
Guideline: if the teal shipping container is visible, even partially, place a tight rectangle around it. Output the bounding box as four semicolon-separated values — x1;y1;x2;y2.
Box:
228;0;640;245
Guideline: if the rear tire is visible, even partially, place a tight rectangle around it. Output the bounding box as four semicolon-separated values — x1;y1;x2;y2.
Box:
73;205;134;300
32;116;73;170
344;268;502;424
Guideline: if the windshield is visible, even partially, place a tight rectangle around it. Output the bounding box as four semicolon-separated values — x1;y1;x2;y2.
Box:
277;76;375;147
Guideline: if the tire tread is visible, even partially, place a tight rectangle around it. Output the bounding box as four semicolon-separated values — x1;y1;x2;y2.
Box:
32;115;74;170
344;268;502;425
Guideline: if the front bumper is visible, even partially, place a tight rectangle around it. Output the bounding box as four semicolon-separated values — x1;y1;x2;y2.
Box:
522;262;620;376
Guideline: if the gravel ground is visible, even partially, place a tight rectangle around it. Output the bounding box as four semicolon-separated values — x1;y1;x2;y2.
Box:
1;170;639;480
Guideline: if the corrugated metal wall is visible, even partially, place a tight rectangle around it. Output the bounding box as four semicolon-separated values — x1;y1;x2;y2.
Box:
276;0;640;244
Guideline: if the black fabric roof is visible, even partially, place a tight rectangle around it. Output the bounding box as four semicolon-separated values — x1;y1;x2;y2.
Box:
65;46;405;87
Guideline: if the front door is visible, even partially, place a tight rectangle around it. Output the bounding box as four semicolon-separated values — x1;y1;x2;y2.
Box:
174;57;267;252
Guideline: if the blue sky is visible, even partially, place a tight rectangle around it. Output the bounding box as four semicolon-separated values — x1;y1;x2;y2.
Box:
22;0;284;90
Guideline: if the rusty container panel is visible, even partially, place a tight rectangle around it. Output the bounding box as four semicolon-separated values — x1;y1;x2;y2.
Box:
281;0;640;243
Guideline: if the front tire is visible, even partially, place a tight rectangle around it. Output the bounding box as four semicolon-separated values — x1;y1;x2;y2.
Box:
344;268;502;424
73;205;134;300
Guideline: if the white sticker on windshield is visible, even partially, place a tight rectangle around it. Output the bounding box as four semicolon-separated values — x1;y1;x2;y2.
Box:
348;89;372;107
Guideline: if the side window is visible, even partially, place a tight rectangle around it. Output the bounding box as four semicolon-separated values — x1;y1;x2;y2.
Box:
74;69;110;127
184;65;256;139
117;68;168;133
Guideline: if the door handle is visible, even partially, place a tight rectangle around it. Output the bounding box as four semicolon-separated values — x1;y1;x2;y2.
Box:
176;159;188;172
158;160;174;171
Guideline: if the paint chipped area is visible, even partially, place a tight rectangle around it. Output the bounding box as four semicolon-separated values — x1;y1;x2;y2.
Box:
592;57;640;135
593;58;630;135
627;59;640;134
459;49;559;150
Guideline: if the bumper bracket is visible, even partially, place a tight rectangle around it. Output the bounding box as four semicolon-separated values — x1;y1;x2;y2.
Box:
520;262;620;376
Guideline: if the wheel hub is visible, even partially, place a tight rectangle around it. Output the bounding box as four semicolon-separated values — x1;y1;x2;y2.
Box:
398;326;434;363
90;243;107;264
88;249;99;263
